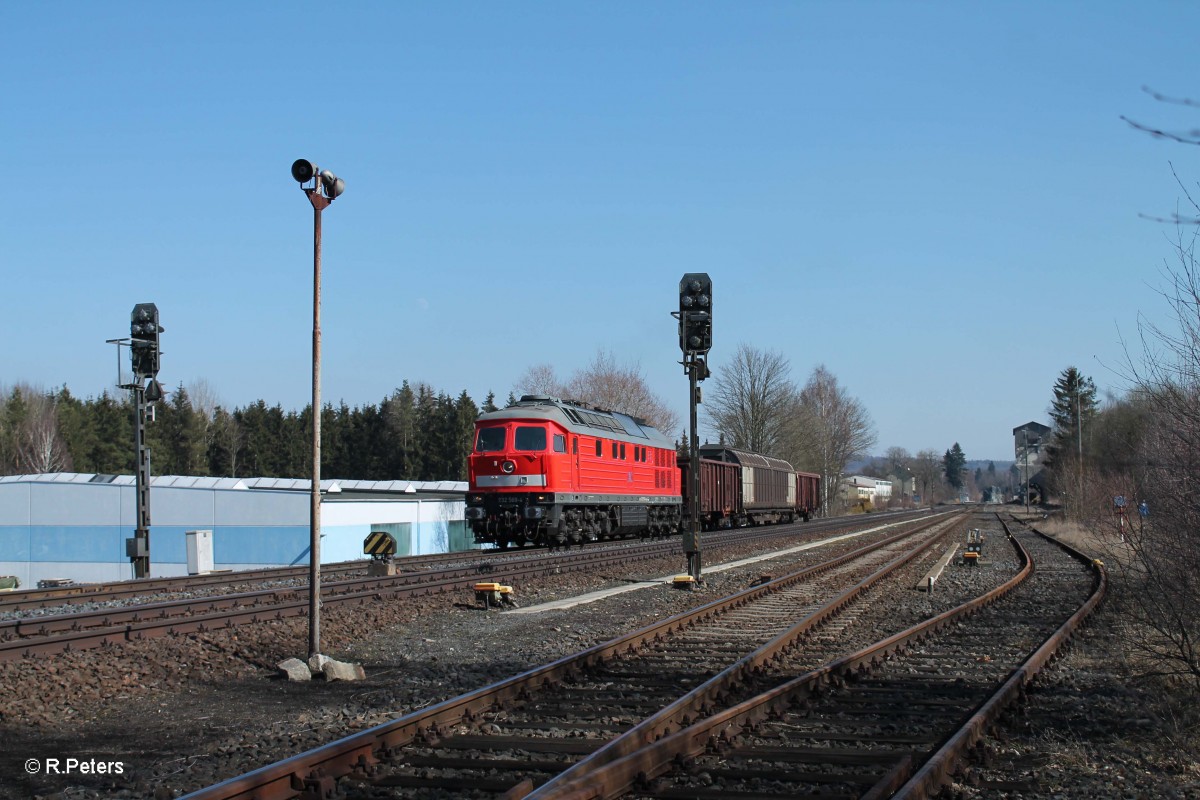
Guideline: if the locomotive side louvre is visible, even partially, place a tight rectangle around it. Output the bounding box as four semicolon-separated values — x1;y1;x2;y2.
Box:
467;395;680;547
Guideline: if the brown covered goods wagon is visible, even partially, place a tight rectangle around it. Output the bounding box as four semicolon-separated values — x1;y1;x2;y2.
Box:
796;470;821;520
699;446;803;526
679;456;740;530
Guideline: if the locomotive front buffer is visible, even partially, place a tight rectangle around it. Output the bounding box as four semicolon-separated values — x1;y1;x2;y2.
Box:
364;531;398;576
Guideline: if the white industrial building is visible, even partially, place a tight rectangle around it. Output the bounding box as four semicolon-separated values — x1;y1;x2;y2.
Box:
840;475;893;507
0;473;469;587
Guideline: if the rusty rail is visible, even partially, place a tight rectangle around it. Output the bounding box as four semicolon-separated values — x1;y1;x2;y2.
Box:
180;514;953;800
889;519;1108;799
537;515;1104;800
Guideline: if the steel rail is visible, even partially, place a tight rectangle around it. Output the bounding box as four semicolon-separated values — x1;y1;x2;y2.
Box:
0;509;933;613
1;511;931;651
539;515;1104;800
889;520;1108;799
0;537;675;661
178;513;954;800
519;513;961;798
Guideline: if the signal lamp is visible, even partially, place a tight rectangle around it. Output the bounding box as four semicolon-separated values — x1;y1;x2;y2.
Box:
678;273;713;356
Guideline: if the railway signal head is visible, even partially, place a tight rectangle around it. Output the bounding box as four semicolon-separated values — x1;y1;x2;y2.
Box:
129;302;163;379
679;273;712;356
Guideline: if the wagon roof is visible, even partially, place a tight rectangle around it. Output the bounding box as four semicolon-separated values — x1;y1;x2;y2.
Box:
699;445;796;473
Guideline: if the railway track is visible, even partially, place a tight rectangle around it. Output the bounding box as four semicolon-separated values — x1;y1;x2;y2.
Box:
0;541;663;661
0;560;370;612
0;513;932;661
179;511;963;799
535;516;1105;799
0;510;925;615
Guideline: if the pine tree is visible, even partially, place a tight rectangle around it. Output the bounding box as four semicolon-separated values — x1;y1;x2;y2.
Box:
54;387;91;473
89;391;133;474
452;390;479;480
942;443;966;490
1044;367;1097;476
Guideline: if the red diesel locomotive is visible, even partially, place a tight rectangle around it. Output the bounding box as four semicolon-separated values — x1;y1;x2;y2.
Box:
467;396;824;547
466;395;682;547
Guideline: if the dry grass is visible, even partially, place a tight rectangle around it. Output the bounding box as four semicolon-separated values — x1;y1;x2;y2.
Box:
1033;515;1102;554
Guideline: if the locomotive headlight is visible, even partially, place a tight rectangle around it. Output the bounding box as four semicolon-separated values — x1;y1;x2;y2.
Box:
502;460;515;474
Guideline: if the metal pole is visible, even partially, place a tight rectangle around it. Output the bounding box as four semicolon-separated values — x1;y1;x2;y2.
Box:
686;359;701;581
1077;391;1083;518
309;195;323;658
1023;429;1029;515
132;383;151;578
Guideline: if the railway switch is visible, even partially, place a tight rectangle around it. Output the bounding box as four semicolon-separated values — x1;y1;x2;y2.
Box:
474;582;516;609
364;530;398;576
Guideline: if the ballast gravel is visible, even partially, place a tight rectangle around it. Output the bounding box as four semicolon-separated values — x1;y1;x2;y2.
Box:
0;516;1194;800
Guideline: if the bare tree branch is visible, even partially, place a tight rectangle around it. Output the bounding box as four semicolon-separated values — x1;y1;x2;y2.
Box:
514;352;679;434
703;344;797;455
787;365;876;515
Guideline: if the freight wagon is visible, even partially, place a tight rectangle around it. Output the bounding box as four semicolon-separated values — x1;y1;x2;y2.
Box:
681;445;820;529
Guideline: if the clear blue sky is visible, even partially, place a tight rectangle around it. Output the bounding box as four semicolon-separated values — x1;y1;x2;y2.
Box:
4;2;1197;463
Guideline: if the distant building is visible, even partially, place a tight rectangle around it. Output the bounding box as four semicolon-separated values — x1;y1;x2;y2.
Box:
1012;421;1052;500
0;473;469;587
839;475;892;507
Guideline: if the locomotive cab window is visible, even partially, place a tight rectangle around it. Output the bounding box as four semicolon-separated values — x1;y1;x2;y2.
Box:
553;434;566;453
475;427;505;452
572;437;578;454
612;442;618;458
596;440;603;457
515;426;547;451
620;443;626;460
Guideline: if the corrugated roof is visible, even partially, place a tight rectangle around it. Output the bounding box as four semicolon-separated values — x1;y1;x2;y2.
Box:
0;473;251;490
0;473;464;495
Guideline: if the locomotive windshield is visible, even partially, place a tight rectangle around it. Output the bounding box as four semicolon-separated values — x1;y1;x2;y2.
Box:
475;427;506;452
514;426;547;451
